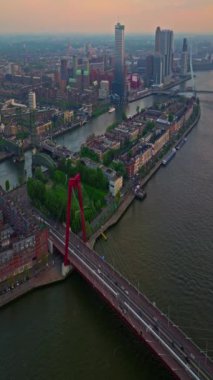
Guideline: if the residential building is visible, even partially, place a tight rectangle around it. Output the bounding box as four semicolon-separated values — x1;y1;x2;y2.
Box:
103;168;123;196
99;80;110;100
28;91;36;110
0;187;49;284
151;129;170;155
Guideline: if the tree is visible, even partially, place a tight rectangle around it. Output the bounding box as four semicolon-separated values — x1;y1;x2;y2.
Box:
27;178;46;204
103;150;115;166
80;146;100;162
142;121;155;136
115;190;121;204
53;170;66;185
110;161;127;178
5;180;10;192
34;167;47;183
136;105;140;114
168;113;174;123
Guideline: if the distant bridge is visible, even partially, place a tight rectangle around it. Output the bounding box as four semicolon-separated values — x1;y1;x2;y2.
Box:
180;90;213;94
32;152;56;170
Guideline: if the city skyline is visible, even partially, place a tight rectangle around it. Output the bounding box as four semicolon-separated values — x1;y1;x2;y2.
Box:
0;0;213;34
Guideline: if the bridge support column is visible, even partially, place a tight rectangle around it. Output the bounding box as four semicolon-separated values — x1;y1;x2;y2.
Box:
48;239;54;254
61;262;73;277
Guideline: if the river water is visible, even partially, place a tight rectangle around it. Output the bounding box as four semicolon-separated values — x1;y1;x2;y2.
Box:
0;72;213;380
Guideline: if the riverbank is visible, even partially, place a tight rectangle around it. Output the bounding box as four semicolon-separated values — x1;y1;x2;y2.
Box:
0;260;66;309
89;106;201;249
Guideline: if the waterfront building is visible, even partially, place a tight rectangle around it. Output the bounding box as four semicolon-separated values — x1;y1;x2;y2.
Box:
181;38;189;76
150;129;170;156
155;27;174;80
0;187;49;284
36;121;52;136
102;167;123;196
114;22;125;101
28;91;36;110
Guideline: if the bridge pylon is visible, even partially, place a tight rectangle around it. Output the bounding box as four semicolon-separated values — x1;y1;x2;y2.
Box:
64;174;86;269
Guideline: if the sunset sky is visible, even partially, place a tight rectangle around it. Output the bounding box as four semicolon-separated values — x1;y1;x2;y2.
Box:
0;0;212;34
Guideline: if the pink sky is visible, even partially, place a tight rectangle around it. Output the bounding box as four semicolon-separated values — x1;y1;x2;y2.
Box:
0;0;212;34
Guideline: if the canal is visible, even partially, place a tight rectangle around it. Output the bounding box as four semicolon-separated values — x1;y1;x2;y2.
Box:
0;95;155;189
0;72;213;380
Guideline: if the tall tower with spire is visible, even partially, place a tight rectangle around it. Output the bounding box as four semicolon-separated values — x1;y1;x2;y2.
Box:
113;22;125;102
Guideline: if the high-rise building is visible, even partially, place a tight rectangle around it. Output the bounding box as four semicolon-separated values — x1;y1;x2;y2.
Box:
155;27;174;79
72;55;78;78
181;38;189;76
60;58;68;81
145;55;154;85
99;80;110;99
153;54;164;85
28;91;36;110
114;22;125;101
155;26;161;53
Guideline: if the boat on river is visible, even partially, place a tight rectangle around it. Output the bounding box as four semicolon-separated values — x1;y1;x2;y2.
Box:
134;185;147;201
162;148;176;166
176;137;187;150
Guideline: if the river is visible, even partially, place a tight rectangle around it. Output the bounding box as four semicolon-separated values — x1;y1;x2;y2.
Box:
0;95;155;189
0;72;213;380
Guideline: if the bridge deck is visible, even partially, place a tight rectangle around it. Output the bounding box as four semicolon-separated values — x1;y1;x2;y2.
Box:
50;229;213;380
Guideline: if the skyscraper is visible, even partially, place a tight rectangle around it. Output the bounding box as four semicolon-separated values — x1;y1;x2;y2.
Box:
155;27;174;80
155;26;161;53
181;38;189;76
60;58;68;81
114;22;125;101
153;54;164;85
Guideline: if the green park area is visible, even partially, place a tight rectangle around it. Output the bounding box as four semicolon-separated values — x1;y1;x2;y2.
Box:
27;159;108;234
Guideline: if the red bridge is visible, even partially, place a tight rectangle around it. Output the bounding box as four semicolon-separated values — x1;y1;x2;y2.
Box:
48;175;213;380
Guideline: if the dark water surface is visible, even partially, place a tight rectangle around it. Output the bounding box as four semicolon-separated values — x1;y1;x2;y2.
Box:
0;72;213;379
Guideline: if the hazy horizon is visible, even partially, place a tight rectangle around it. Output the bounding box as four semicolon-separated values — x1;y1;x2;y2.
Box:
0;0;213;35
